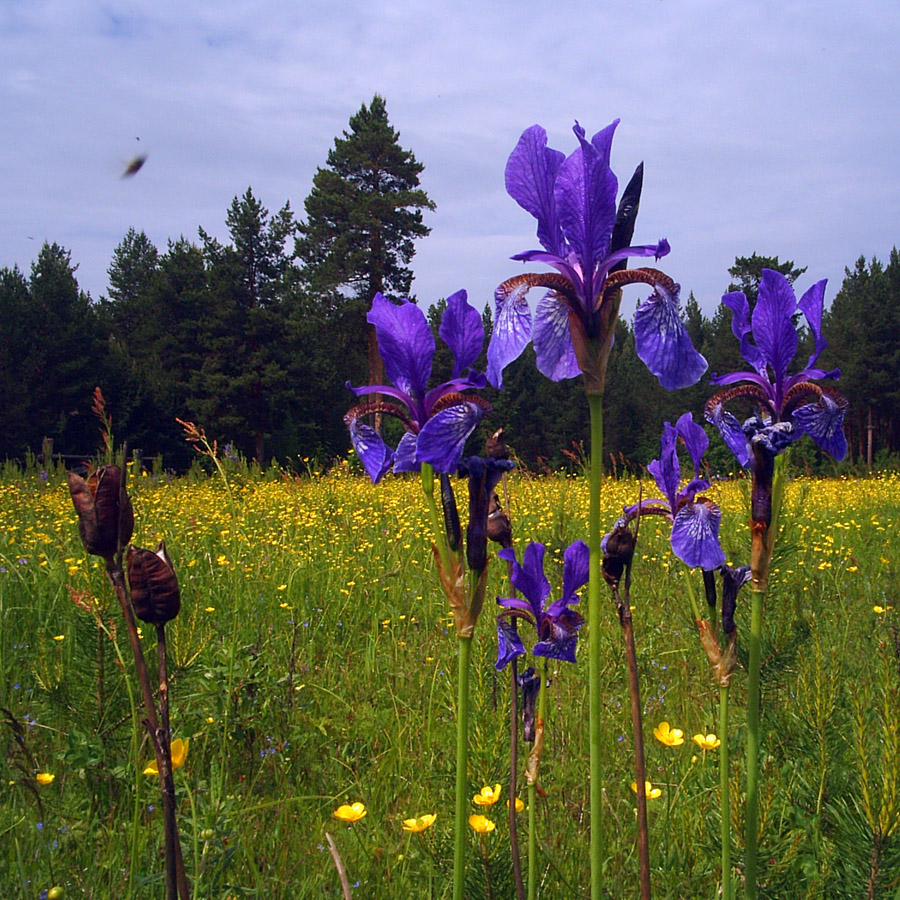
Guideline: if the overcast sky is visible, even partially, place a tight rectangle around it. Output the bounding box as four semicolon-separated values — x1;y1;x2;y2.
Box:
3;0;898;320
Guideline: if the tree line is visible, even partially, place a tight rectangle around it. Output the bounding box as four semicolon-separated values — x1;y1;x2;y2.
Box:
2;97;898;473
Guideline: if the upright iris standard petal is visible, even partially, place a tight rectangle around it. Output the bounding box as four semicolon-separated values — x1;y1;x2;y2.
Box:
346;292;490;482
706;269;847;465
440;289;484;378
675;411;709;475
368;293;434;402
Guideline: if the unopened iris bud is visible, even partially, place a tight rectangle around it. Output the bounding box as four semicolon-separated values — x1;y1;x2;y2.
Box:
459;457;514;573
440;473;462;552
703;569;717;609
602;523;636;587
518;667;540;742
68;465;134;559
127;541;181;625
486;492;512;549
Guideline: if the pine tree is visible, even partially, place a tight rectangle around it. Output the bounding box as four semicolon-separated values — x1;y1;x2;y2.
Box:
296;95;434;394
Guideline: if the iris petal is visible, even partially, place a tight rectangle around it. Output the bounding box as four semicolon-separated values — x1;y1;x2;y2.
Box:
633;286;708;390
675;411;709;475
487;280;533;389
707;400;751;466
532;292;581;381
505;125;566;257
534;608;584;664
496;617;527;670
751;270;798;387
721;291;766;376
792;395;848;461
561;539;590;602
348;419;394;484
439;289;484;378
797;279;829;369
368;294;435;402
416;402;485;473
671;502;726;570
392;432;420;473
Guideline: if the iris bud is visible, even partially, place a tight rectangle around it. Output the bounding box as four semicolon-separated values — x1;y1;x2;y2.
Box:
68;465;134;559
127;541;181;625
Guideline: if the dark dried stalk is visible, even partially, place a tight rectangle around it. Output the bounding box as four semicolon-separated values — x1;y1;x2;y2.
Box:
325;832;353;900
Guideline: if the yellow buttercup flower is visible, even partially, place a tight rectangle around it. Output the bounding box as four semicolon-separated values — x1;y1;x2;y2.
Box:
143;738;189;776
873;605;893;614
507;796;525;814
333;801;367;823
402;813;437;832
630;780;662;799
653;721;684;747
36;772;55;786
473;784;501;806
692;733;721;750
468;814;495;833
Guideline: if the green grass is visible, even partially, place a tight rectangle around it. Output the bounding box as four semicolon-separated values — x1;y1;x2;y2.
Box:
1;461;899;898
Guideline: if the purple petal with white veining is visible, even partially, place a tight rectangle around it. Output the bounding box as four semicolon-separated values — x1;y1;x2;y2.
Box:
348;419;394;484
415;402;484;473
791;395;848;460
533;291;581;381
752;270;798;387
392;431;420;473
367;294;435;401
671;501;725;570
706;400;751;466
440;289;484;378
633;286;708;390
487;279;533;389
505;125;566;256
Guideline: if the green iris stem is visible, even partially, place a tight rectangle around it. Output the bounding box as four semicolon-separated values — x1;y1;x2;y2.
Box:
453;633;473;900
682;567;702;623
719;684;732;900
744;453;787;900
587;392;605;900
527;658;548;900
421;463;450;573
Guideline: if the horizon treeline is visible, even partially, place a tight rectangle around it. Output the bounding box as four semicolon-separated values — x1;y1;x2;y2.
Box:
2;223;899;474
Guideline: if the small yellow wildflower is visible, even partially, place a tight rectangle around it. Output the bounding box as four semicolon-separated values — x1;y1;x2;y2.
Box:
692;733;721;750
507;797;525;814
334;802;367;823
468;814;495;833
630;781;662;799
402;813;437;832
53;635;65;642
36;772;55;786
48;888;65;900
143;738;189;776
205;607;215;613
873;605;893;614
473;784;501;806
653;721;684;747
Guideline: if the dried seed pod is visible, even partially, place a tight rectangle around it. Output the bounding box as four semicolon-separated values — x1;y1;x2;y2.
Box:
127;541;181;625
486;492;512;549
68;465;134;559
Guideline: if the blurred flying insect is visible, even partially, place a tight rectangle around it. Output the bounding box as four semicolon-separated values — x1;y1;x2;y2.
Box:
121;154;147;177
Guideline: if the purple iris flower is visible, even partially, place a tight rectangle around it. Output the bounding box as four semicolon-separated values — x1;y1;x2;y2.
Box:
705;269;848;466
486;120;706;391
495;540;589;670
610;413;725;571
345;290;490;483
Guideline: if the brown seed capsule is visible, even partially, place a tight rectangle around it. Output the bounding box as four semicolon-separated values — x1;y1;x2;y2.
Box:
68;466;134;559
486;492;512;549
127;541;181;625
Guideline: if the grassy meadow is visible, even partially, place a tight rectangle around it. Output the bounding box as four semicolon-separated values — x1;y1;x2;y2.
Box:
1;457;899;898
